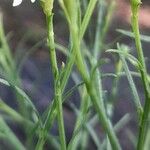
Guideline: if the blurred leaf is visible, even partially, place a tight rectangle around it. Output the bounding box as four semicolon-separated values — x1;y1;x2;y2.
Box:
17;39;45;73
0;99;24;123
69;103;101;149
80;0;98;38
114;113;131;132
90;58;110;79
106;48;142;71
55;43;69;56
101;113;131;150
62;82;84;101
117;29;150;43
126;129;136;148
0;78;39;121
117;44;143;118
0;117;26;150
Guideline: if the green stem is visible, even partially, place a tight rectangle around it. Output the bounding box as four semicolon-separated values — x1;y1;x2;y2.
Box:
35;42;77;150
93;0;104;58
67;87;90;150
130;0;150;149
36;14;66;150
85;82;121;150
71;14;121;150
117;44;142;119
40;0;100;138
55;82;66;150
80;0;98;39
47;14;66;150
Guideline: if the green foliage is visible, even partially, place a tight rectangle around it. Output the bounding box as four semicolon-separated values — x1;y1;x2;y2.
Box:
0;0;150;149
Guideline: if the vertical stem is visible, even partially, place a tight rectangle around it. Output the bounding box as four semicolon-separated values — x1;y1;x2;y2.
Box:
93;0;104;58
130;0;150;149
80;0;98;39
38;0;100;143
47;14;66;150
55;81;66;150
36;14;66;150
48;14;66;150
71;14;121;150
85;82;121;150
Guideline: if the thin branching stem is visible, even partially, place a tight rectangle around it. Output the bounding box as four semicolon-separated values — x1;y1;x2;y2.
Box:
70;9;121;150
130;0;150;149
36;10;66;150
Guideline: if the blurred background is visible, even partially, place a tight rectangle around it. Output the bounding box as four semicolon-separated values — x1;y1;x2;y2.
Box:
0;0;150;149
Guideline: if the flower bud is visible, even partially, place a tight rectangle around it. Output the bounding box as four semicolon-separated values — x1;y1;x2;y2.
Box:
40;0;54;16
